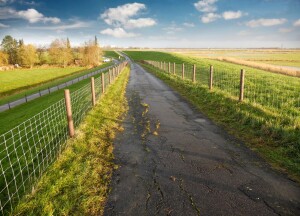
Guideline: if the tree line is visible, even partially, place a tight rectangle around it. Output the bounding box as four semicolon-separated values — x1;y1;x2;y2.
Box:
0;35;102;68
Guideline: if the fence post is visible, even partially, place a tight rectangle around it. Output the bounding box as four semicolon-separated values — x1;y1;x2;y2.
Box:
209;65;213;90
239;69;245;102
182;63;185;79
101;73;105;94
173;63;176;75
192;64;196;83
168;62;171;73
108;69;111;84
64;89;75;138
91;77;96;106
160;62;163;70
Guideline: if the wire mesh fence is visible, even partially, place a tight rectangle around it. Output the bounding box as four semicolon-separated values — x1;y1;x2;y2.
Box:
0;61;128;215
143;60;300;119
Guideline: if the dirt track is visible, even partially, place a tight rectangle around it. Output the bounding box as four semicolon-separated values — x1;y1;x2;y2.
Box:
104;60;300;216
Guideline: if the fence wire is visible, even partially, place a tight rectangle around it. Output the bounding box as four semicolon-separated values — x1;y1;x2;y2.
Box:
0;62;127;215
144;60;300;119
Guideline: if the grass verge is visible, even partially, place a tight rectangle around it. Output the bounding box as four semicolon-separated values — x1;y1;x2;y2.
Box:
140;63;300;182
12;66;130;215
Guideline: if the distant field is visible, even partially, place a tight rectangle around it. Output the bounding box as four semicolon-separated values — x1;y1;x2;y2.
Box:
104;50;121;59
170;49;300;67
0;67;84;96
125;50;300;180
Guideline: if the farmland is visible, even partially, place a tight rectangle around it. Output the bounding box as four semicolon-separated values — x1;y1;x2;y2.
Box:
124;50;300;180
0;67;83;96
171;49;300;68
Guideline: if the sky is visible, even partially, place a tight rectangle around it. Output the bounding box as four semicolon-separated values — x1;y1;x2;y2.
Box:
0;0;300;48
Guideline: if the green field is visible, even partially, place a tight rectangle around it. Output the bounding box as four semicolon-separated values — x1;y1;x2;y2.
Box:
104;50;121;59
124;50;300;181
0;63;111;105
0;67;83;96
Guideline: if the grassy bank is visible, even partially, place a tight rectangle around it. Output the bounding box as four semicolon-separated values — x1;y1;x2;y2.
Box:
13;66;129;215
0;63;111;105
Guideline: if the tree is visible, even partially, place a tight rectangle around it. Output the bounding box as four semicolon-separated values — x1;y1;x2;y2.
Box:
1;35;18;64
48;38;73;67
80;39;102;67
94;35;98;46
18;44;38;68
0;51;9;66
36;45;48;65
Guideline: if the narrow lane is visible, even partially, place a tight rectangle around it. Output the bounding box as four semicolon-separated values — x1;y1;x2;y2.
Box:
104;61;300;216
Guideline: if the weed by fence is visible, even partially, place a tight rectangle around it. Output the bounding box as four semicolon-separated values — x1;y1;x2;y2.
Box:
0;62;128;215
143;60;300;119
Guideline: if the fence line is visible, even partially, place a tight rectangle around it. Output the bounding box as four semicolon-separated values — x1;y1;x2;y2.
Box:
0;62;123;113
0;61;128;215
143;60;300;119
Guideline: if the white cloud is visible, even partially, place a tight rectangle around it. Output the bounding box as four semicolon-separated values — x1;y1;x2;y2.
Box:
0;22;9;28
183;22;195;27
17;8;60;23
246;18;287;27
194;0;218;13
222;11;244;20
279;28;293;33
294;19;300;27
100;3;156;38
0;7;60;24
164;25;183;34
124;18;156;29
100;3;155;29
100;27;138;38
28;21;91;30
201;13;221;23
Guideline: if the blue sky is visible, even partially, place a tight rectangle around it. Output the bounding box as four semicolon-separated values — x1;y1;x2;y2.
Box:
0;0;299;48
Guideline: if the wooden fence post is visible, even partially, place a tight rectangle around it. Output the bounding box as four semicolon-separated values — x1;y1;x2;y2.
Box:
239;69;245;102
173;63;176;75
182;63;185;79
209;65;213;90
108;69;111;84
91;77;96;106
64;89;75;138
101;73;105;94
192;64;196;83
160;62;163;70
168;62;171;73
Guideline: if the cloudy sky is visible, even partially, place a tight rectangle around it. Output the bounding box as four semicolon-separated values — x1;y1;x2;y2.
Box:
0;0;299;48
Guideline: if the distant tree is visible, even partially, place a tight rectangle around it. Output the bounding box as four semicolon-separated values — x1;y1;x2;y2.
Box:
94;36;98;46
80;39;102;67
0;51;9;66
1;35;18;64
49;38;73;67
36;45;48;65
18;44;38;68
